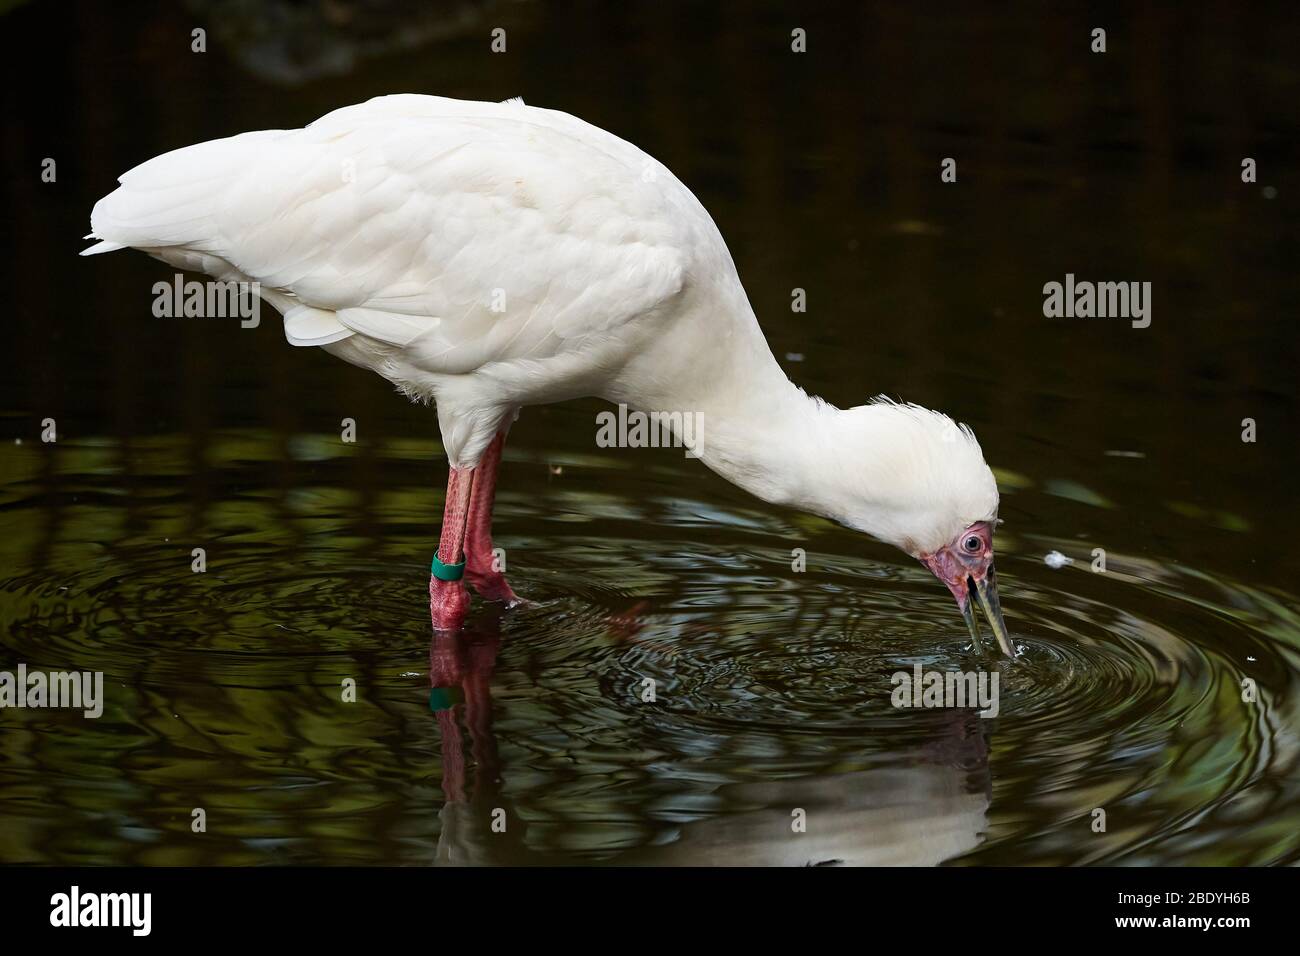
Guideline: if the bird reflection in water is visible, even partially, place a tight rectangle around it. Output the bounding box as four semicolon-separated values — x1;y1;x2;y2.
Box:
428;614;520;867
428;611;994;866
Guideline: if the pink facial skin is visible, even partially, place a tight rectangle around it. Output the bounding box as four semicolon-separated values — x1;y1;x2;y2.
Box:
919;520;995;610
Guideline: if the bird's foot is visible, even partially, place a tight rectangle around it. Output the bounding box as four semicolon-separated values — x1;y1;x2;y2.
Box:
466;565;528;608
430;576;471;631
606;600;652;640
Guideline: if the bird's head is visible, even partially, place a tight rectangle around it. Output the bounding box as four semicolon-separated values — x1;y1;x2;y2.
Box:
827;399;1014;656
916;517;1012;658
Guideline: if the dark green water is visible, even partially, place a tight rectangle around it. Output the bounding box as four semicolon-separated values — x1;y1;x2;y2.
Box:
2;0;1299;864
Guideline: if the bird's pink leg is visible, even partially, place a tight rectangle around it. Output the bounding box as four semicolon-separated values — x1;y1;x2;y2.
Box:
430;466;475;631
463;431;521;605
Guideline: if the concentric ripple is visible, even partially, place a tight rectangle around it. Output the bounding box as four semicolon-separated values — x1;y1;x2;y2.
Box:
1;432;1297;865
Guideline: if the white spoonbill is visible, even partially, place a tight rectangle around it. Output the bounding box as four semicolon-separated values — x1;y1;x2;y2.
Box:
83;94;1014;656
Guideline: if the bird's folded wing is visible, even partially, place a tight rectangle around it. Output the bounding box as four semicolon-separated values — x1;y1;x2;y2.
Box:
283;304;356;346
86;95;687;372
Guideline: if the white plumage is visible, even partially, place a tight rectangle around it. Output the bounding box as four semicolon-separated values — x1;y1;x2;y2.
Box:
85;94;1010;649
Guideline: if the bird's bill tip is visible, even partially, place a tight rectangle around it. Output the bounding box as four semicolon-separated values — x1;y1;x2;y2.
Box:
972;568;1016;658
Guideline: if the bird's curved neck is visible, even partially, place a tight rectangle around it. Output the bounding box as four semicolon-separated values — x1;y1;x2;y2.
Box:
688;370;845;518
608;298;852;524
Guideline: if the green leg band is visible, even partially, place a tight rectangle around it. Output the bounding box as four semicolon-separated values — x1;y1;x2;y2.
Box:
431;553;466;582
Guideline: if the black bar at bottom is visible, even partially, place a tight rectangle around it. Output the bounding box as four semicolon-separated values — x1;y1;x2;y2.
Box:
0;865;1281;941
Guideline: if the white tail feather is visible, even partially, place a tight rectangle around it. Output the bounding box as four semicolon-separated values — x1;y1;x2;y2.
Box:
80;240;125;256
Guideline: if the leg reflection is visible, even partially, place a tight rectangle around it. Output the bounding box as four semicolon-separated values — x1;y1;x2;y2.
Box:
429;613;527;865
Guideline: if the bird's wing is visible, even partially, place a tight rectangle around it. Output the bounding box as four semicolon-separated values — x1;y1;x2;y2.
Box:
87;95;689;372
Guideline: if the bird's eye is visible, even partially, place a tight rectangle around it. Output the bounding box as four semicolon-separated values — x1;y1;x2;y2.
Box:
963;535;982;554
